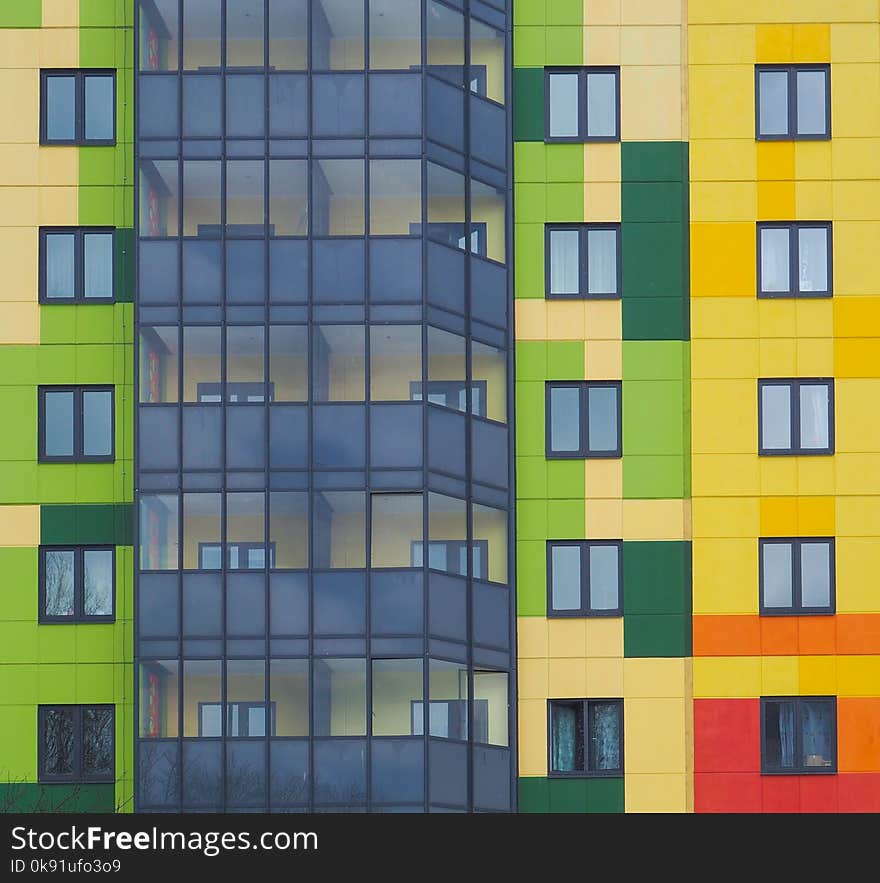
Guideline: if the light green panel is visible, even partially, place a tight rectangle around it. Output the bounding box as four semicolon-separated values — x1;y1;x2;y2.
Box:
0;1;40;27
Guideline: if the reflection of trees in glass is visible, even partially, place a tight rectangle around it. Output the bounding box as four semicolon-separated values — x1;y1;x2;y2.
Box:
44;709;75;775
83;708;114;775
45;551;75;616
83;550;113;616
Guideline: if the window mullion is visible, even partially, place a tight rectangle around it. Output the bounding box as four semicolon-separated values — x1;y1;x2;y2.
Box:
74;706;83;782
76;229;84;302
789;67;797;138
579;71;587;141
790;382;799;454
581;384;589;457
77;72;85;144
582;541;590;615
790;224;798;296
792;540;801;613
581;226;589;296
582;701;590;772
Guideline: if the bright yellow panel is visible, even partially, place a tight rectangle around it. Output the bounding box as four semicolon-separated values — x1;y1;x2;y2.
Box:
835;339;880;378
832;139;880;181
547;619;588;658
584;143;621;183
834;223;880;295
795;182;833;219
0;506;40;546
584;617;624;658
692;496;760;538
830;23;880;63
625;773;689;813
796;338;834;377
835;380;880;454
794;141;832;181
833;64;880;139
621;65;684;141
837;454;880;496
792;24;831;63
688;24;755;65
691;379;755;454
837;656;880;697
625;698;688;774
836;498;880;537
689;0;878;25
759;497;798;536
691;182;756;222
759;457;799;498
833;296;880;337
796;457;836;498
517;617;549;658
620;26;681;66
585;658;624;697
758;337;797;375
757;141;795;180
795;299;833;338
584;26;620;66
833;181;880;220
836;538;880;613
624;658;688;699
799;656;838;695
514;300;547;341
757;181;796;220
691;297;759;339
756;24;793;63
761;656;799;695
797;497;836;535
692;537;758;615
692;454;760;497
693;657;762;699
517;699;547;777
690;222;755;297
689;139;757;182
691;339;758;379
757;299;797;338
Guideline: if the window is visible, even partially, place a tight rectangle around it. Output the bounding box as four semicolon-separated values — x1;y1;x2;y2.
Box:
39;228;115;303
761;696;836;774
548;541;622;617
758;379;833;456
549;699;623;776
411;699;489;742
546;68;619;143
39;547;115;623
410;380;487;417
546;382;622;459
756;65;830;140
758;223;831;297
199;702;276;737
546;224;620;298
411;540;489;580
41;70;116;145
196;382;275;403
198;543;276;570
38;386;114;463
38;705;114;783
760;538;835;615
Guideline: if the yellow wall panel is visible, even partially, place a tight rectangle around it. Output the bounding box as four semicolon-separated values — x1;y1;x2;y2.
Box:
620;65;684;141
39;186;77;225
835;380;880;453
621;0;683;27
758;457;799;498
517;699;547;777
833;64;880;139
691;339;758;379
624;698;688;773
834;181;880;220
548;658;588;697
796;337;834;376
39;28;79;67
0;506;40;547
834;223;880;295
625;773;689;813
583;181;620;221
757;299;796;338
755;24;793;63
759;497;798;536
547;618;588;658
836;454;880;495
791;24;832;62
514;300;547;341
585;658;624;696
620;26;681;66
830;23;880;63
758;336;797;375
1;227;38;301
692;454;760;496
799;656;838;695
689;0;878;25
584;26;620;65
691;297;759;338
38;147;79;187
837;656;880;696
622;499;690;541
690;222;754;296
546;301;586;341
585;499;623;538
691;379;755;453
584;299;621;340
0;29;40;70
517;617;549;658
833;296;880;337
693;657;762;698
795;299;833;338
0;145;39;187
624;658;688;698
517;659;549;700
797;497;836;535
692;537;758;614
584;0;621;27
0;303;39;345
689;139;756;182
761;656;800;695
691;497;760;538
584;143;621;183
831;139;880;180
42;0;80;28
689;65;754;139
584;618;624;657
757;181;796;220
584;339;622;379
584;458;623;500
0;188;38;226
796;457;836;498
795;181;833;219
691;182;756;221
794;141;833;181
836;538;880;612
835;339;880;378
688;24;755;65
836;498;880;537
756;141;794;180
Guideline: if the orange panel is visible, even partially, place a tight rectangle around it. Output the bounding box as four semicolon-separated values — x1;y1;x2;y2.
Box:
693;615;761;656
837;615;880;656
760;617;799;656
798;616;837;655
838;698;880;773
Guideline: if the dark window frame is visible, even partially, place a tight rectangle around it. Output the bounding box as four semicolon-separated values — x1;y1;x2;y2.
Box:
409;379;488;418
409;698;489;742
410;539;490;580
198;701;278;738
38;385;116;463
196;381;276;403
40;69;117;146
546;540;623;618
756;222;833;298
545;381;623;459
547;698;624;778
198;542;277;570
39;545;116;624
38;227;117;304
760;695;837;775
37;704;115;783
544;223;622;299
757;378;834;456
755;64;831;141
545;66;621;144
758;537;836;616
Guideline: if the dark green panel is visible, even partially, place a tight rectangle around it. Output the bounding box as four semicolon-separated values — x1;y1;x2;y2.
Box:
623;540;691;616
513;68;545;142
114;228;135;303
624;613;692;658
0;783;115;813
41;504;133;546
622;296;689;341
621;222;686;299
621;141;688;183
518;777;625;813
622;183;685;223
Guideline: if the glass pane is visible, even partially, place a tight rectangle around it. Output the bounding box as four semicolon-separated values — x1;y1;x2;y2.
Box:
270;160;308;236
271;658;309;736
549;386;580;453
83;708;114;775
426;0;464;86
313;325;365;402
313;159;364;236
473;503;507;584
139;494;179;570
426;327;466;412
370;325;421;401
426;493;467;575
182;160;219;237
589;544;620;611
798;227;828;293
313;658;366;736
183;0;220;70
312;0;365;70
226;0;264;68
140;327;179;404
801;542;831;608
370;160;421;236
227;160;265;232
140;661;179;738
588;228;617;295
371;494;423;568
269;325;308;402
313;491;366;568
185;659;221;737
548;229;579;295
799;383;830;450
796;70;827;136
370;0;420;70
427;659;468;739
800;700;834;768
45;233;75;299
43;391;74;457
84;75;114;141
763;700;796;769
761;384;792;450
83;232;114;299
43;708;75;775
470;18;504;103
184;492;221;570
760;227;790;293
226;326;265;399
270;492;308;569
227;493;266;570
548;73;579;138
426;163;466;249
550;544;581;611
471;177;505;262
587;385;619;453
139;160;179;237
586;72;617;138
139;0;178;72
473;670;508;746
588;702;621;771
759;70;789;136
551;702;582;772
44;550;75;617
372;659;423;736
762;542;793;608
184;326;221;402
45;75;75;141
472;340;507;423
83;549;114;616
269;0;308;70
227;660;265;736
82;390;113;457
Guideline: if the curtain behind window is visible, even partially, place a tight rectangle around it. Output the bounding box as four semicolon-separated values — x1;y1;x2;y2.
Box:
589;702;620;771
761;227;789;292
551;704;577;771
549;229;578;295
778;702;795;768
801;701;833;766
587;229;616;294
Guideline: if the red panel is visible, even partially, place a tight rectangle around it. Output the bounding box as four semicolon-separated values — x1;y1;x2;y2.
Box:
694;773;762;813
838;773;880;813
761;776;800;813
694;698;760;773
799;775;839;813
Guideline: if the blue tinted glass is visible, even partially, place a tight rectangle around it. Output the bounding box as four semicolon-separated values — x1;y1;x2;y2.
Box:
84;75;115;141
46;75;75;141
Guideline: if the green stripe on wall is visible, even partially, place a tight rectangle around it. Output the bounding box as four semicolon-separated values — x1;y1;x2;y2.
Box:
0;783;115;813
41;504;133;546
513;68;545;142
519;776;624;813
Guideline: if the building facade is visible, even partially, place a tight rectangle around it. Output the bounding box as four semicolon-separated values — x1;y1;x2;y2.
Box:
1;0;878;815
